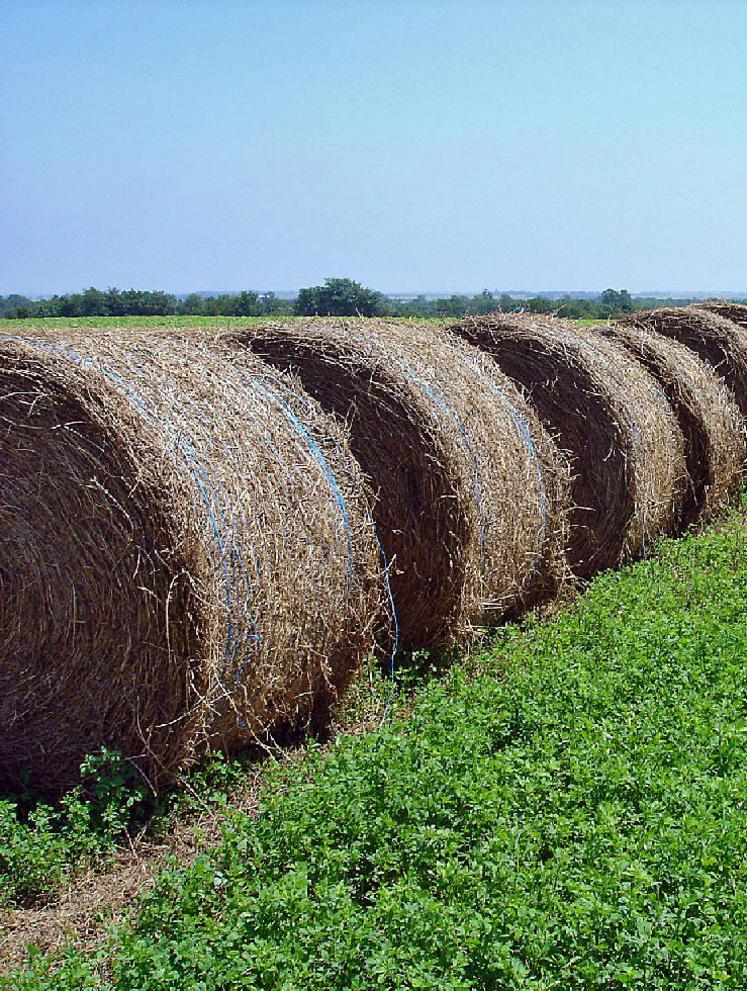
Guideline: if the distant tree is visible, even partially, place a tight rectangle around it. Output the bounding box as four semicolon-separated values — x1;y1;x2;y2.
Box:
598;288;634;314
525;296;557;314
0;294;36;317
180;293;205;315
56;292;85;317
2;283;688;323
178;291;289;317
80;287;110;316
234;290;262;316
10;302;33;318
556;297;595;319
294;278;387;317
260;292;292;315
473;290;499;315
498;293;519;312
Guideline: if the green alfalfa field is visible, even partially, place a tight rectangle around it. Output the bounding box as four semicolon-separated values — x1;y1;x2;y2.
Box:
3;493;747;988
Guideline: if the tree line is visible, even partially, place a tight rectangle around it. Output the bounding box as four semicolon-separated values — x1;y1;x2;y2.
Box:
0;279;710;321
0;287;290;319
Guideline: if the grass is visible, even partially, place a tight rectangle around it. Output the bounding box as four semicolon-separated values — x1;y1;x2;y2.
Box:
6;508;747;988
0;749;250;911
0;750;147;908
0;660;407;912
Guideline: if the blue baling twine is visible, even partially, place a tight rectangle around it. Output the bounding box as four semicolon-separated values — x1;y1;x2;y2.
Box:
178;395;263;605
458;350;550;550
253;373;397;676
380;354;485;543
248;377;355;578
375;346;550;562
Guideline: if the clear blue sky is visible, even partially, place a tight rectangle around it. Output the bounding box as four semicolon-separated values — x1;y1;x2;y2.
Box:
1;0;746;295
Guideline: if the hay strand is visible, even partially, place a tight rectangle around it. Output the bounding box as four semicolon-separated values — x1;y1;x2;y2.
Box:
695;300;747;332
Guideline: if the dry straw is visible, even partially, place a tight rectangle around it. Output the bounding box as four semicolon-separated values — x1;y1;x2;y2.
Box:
224;319;571;652
451;314;687;578
0;330;382;796
695;300;747;332
620;307;747;422
599;323;745;527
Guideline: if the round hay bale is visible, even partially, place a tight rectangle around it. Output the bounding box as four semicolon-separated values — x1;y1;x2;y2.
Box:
620;307;747;421
695;300;747;331
0;331;382;796
223;319;571;652
598;323;745;527
450;314;687;578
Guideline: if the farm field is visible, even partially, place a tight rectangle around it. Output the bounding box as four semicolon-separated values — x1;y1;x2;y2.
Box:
0;315;290;332
4;2;747;986
0;314;610;333
5;502;747;988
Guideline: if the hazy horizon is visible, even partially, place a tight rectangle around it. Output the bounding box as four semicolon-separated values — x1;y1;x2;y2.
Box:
2;1;746;295
7;286;747;302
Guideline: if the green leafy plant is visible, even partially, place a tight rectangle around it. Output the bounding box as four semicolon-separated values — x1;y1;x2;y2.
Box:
0;749;152;909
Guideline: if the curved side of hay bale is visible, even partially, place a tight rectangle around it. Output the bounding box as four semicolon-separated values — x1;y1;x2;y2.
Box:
224;319;571;651
695;301;747;331
620;307;747;421
0;332;382;796
451;314;687;578
599;323;745;527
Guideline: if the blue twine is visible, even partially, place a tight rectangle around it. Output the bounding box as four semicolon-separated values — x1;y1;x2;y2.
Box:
248;377;356;580
455;349;551;556
381;354;486;545
381;347;550;564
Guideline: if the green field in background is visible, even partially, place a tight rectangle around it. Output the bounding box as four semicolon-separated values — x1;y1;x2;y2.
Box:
0;315;609;333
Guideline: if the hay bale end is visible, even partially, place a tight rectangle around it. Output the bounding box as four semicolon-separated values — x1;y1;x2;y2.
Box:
0;331;382;795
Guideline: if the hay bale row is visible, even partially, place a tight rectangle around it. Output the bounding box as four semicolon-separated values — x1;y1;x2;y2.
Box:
620;306;747;422
5;305;747;795
0;331;382;796
599;323;745;527
450;314;687;578
225;319;571;650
